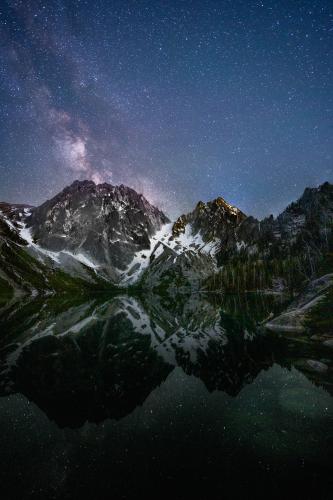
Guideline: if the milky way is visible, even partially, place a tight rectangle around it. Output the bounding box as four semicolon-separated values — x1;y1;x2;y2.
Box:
0;0;332;218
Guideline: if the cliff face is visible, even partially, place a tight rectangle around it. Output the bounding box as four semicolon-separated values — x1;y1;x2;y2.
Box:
27;180;169;273
172;196;246;241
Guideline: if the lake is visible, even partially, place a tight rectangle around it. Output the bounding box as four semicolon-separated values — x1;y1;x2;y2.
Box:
0;291;332;499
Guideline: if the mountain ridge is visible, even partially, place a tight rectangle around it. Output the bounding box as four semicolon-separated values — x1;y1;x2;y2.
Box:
0;180;332;300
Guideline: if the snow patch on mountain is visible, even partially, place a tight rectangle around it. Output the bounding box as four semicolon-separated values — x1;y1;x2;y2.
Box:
168;224;219;255
19;222;61;263
120;223;173;284
61;250;100;270
121;222;220;285
18;219;99;270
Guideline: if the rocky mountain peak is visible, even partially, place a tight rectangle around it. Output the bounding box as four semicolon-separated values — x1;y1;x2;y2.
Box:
50;180;162;212
212;196;238;211
25;180;170;276
172;194;246;240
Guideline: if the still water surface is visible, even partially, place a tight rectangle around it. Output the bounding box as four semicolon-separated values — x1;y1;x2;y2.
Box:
0;292;332;499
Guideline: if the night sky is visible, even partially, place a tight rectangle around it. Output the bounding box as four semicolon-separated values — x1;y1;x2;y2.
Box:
0;0;332;219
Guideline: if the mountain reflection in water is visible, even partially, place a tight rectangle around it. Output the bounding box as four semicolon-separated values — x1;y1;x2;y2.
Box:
0;292;332;499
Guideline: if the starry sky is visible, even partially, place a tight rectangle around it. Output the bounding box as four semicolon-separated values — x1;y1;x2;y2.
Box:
0;0;332;219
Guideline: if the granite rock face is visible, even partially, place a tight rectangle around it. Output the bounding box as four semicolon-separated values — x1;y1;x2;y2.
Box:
216;181;333;262
172;197;246;240
26;180;169;277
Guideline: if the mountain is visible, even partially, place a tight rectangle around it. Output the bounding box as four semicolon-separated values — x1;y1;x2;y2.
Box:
0;201;113;298
139;195;245;291
235;181;333;259
0;180;332;299
206;181;333;293
26;180;169;281
172;196;246;240
0;180;170;295
141;182;333;293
